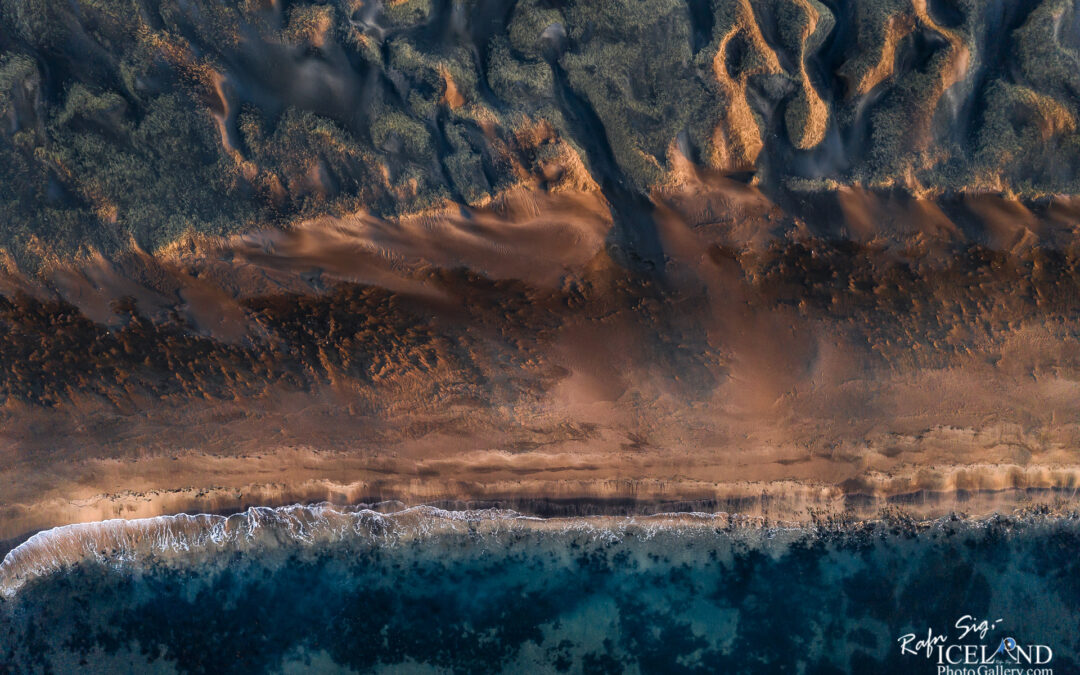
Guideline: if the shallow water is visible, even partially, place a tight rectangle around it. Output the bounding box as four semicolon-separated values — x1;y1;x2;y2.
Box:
0;506;1077;674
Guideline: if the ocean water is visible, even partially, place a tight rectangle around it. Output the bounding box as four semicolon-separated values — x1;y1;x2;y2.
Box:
0;505;1078;674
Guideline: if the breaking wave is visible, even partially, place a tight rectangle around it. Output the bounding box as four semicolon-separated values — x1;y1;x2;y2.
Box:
5;501;1075;600
0;503;770;598
3;504;1079;673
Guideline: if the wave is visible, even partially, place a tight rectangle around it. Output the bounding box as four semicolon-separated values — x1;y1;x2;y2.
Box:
0;504;751;598
2;502;1070;599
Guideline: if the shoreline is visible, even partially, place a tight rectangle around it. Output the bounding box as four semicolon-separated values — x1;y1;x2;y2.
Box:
4;495;1079;599
3;481;1078;561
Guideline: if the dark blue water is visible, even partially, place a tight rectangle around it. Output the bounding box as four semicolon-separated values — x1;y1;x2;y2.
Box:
1;506;1077;674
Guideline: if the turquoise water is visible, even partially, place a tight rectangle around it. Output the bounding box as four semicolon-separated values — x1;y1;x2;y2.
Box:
0;506;1077;673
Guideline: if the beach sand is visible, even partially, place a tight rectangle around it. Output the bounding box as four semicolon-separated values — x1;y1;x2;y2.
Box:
3;184;1080;543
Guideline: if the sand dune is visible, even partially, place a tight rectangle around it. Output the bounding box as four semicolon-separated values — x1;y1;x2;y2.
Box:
4;0;1080;548
3;180;1080;543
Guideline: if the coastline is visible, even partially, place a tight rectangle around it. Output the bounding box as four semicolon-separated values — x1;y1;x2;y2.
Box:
7;501;1078;673
4;496;1078;600
3;475;1077;559
5;184;1080;570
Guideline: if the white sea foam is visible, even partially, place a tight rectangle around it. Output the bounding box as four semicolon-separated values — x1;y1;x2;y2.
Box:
0;504;753;598
3;503;1064;599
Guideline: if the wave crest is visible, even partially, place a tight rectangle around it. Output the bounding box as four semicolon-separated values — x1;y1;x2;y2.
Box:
0;504;742;598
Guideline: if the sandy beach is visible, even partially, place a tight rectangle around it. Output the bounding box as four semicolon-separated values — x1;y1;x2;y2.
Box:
3;185;1080;544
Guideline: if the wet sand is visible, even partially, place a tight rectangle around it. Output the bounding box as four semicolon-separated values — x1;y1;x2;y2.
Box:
3;389;1079;542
